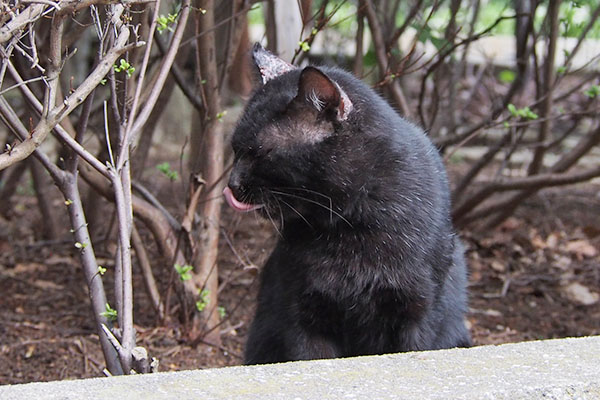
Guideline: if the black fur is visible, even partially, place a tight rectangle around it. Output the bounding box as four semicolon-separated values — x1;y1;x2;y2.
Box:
227;59;471;365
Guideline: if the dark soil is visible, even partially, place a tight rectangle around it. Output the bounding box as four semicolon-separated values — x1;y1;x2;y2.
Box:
1;184;599;385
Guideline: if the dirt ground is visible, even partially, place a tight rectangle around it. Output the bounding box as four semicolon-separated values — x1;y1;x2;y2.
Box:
0;182;599;385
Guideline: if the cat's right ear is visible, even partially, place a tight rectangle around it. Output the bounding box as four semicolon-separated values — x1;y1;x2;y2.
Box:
252;43;295;85
295;67;353;121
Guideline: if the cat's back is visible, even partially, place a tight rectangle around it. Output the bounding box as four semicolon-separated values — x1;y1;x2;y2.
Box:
321;67;441;162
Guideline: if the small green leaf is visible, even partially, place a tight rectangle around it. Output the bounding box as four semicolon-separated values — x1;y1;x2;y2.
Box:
98;266;107;275
114;59;135;78
100;303;118;322
157;15;169;33
498;69;515;83
507;103;538;120
556;66;567;75
156;162;179;181
195;300;206;312
100;78;107;85
298;41;310;52
157;12;178;34
64;199;73;206
217;306;226;318
195;289;210;312
584;85;600;98
525;109;538;119
174;263;193;281
216;110;227;121
74;242;88;249
156;162;169;174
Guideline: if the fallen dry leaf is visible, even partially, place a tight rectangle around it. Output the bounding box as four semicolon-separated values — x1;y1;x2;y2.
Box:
490;260;506;273
565;239;598;260
546;233;559;249
45;255;76;266
24;344;35;359
13;262;47;274
498;217;521;231
32;279;64;291
562;282;599;306
530;232;547;249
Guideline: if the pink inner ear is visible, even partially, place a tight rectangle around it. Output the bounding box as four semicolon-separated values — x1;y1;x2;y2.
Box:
298;68;340;111
298;67;353;121
337;86;353;121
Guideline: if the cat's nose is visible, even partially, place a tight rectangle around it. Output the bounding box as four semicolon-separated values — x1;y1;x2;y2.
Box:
228;168;243;194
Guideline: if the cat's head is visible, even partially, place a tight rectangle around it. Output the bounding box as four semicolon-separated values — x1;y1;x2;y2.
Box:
223;44;356;225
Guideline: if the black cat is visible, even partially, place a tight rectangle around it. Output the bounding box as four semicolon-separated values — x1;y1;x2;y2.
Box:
224;44;471;365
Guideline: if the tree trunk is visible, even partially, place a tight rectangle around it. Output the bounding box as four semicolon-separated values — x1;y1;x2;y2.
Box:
189;0;224;346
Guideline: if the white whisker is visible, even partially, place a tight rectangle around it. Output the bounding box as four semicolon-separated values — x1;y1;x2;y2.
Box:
261;189;282;237
278;198;313;229
270;189;353;228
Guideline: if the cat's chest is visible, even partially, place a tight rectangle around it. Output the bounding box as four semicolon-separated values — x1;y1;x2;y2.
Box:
297;283;405;339
287;237;403;297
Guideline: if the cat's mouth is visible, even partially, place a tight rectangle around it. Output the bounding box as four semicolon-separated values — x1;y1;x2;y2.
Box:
223;186;264;213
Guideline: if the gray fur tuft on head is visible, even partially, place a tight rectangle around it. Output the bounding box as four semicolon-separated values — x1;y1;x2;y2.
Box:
252;43;295;84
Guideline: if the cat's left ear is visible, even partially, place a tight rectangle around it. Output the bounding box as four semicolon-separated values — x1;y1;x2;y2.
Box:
296;67;353;121
252;43;295;84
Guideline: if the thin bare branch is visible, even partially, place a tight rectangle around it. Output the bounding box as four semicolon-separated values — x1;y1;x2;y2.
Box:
0;19;133;170
126;0;191;160
0;96;62;180
124;0;162;142
0;4;46;44
527;0;559;176
155;36;203;110
132;224;164;318
359;0;410;116
477;166;600;193
109;167;134;370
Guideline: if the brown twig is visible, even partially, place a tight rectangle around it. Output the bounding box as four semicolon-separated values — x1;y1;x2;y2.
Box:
360;0;410;116
132;224;164;318
126;0;191;153
527;0;559;176
0;15;133;170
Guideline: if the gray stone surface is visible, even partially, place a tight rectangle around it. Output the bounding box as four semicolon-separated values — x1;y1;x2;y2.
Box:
1;336;599;399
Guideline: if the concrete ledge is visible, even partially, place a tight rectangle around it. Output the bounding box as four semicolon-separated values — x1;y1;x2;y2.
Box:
1;336;599;399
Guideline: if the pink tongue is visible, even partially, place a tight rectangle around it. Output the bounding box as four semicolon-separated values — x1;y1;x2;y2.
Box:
223;187;263;212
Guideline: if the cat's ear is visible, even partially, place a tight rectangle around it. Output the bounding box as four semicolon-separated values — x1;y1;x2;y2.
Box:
252;43;295;84
296;67;353;121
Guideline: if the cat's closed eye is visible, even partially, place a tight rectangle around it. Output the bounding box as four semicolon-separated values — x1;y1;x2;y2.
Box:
248;146;273;161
